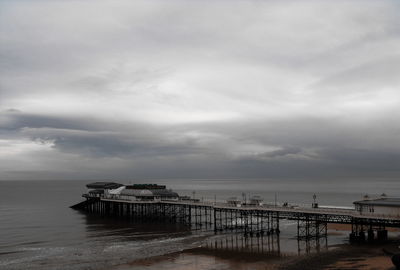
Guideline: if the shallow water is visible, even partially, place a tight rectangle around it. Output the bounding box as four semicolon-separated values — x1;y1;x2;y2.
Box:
0;178;397;269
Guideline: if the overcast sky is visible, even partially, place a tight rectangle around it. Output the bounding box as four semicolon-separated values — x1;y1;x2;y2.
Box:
0;0;399;181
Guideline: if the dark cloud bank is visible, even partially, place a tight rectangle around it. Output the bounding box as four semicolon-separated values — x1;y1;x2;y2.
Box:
1;110;399;180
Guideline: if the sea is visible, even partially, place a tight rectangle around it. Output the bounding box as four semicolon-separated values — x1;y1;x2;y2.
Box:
1;178;399;270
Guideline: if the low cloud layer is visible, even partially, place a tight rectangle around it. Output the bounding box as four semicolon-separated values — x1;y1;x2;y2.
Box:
1;0;400;180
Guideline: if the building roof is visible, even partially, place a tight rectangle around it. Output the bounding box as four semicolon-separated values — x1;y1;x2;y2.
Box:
151;189;178;197
108;186;126;195
120;189;154;197
125;184;167;190
88;189;104;194
120;188;178;197
353;197;400;207
86;182;123;190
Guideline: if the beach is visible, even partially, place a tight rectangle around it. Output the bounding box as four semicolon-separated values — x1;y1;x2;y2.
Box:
112;224;400;270
112;241;399;270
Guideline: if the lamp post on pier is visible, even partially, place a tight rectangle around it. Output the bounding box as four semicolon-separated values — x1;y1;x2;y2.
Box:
312;193;318;208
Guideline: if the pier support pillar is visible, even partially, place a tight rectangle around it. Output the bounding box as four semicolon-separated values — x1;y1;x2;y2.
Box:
377;230;388;241
297;215;327;239
350;220;366;242
367;229;374;242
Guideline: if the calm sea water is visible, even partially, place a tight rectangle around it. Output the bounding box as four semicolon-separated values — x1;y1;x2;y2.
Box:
0;178;398;270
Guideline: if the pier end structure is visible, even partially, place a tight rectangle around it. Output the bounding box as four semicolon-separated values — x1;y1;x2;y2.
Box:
349;197;400;242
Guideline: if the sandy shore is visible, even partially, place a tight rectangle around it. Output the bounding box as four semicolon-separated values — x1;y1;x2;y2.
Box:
112;249;283;270
110;224;400;270
277;243;398;270
111;241;400;270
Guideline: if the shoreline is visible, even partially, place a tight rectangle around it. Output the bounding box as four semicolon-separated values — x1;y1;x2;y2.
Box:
110;223;400;270
277;241;399;270
111;237;400;270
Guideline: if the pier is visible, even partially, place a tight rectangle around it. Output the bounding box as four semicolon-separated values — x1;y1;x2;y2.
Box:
72;190;400;242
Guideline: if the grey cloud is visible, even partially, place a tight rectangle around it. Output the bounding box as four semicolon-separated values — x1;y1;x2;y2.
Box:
0;111;205;158
235;146;308;162
319;147;400;173
260;147;303;159
1;111;104;132
35;129;201;158
309;56;400;94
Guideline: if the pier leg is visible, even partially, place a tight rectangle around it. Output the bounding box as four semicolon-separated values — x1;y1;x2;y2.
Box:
213;208;217;233
297;215;326;239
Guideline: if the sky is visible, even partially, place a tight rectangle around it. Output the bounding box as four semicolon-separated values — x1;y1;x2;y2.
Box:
0;0;400;181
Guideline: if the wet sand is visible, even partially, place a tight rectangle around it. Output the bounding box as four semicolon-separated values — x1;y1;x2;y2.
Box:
112;241;400;270
111;224;400;270
112;248;283;270
278;243;399;270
